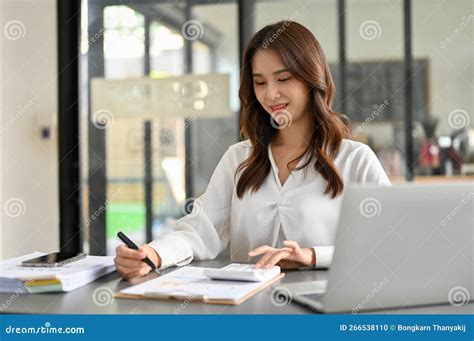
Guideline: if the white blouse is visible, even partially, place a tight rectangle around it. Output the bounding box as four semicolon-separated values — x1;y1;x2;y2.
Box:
149;139;391;269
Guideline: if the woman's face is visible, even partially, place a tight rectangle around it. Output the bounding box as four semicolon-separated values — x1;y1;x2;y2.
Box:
251;48;310;127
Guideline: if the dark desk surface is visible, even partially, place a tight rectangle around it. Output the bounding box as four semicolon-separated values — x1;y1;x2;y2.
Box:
0;257;472;314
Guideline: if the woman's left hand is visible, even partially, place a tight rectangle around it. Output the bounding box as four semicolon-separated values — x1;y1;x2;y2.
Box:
248;240;316;269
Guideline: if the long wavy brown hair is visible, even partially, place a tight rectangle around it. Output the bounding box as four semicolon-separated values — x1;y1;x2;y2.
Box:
236;21;349;199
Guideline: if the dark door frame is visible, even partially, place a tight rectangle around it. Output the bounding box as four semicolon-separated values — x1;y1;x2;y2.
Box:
57;0;82;252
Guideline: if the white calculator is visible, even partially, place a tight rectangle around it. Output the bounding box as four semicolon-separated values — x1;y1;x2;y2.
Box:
203;263;281;282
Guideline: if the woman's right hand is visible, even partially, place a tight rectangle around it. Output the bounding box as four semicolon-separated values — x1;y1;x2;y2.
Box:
114;243;162;280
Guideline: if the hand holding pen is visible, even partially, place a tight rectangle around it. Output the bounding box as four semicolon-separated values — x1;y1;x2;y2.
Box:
114;231;162;280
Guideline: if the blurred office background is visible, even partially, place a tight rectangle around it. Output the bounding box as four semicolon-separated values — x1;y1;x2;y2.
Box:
1;0;473;258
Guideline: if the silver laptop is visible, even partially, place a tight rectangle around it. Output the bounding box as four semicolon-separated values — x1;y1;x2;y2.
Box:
276;182;473;313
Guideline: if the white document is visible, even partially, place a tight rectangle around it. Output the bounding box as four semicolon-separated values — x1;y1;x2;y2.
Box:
120;266;274;301
0;252;115;293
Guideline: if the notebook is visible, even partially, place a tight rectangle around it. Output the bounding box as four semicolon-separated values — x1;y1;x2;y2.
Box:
0;252;115;293
115;266;285;305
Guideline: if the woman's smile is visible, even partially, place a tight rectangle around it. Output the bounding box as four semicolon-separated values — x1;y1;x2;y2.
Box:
269;103;289;113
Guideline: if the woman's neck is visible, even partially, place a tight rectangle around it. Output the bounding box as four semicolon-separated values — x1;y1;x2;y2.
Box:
272;114;312;150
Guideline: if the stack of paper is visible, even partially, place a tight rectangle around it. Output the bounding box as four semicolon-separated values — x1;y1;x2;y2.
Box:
0;252;115;294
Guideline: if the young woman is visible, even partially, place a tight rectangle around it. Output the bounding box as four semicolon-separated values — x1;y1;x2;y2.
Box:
114;21;390;279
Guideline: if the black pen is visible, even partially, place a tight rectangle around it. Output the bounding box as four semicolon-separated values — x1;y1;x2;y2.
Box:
117;231;159;273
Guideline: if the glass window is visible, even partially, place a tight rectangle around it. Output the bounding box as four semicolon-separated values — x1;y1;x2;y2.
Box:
345;0;406;179
81;1;239;255
190;2;240;196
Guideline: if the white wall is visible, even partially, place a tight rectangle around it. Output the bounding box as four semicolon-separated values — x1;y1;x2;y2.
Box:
1;0;59;259
412;0;473;135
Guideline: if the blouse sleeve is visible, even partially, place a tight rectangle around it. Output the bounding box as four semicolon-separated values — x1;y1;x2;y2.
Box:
312;246;334;269
148;145;236;270
350;144;391;186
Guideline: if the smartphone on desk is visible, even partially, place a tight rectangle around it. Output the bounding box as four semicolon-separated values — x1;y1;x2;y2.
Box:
21;252;86;267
